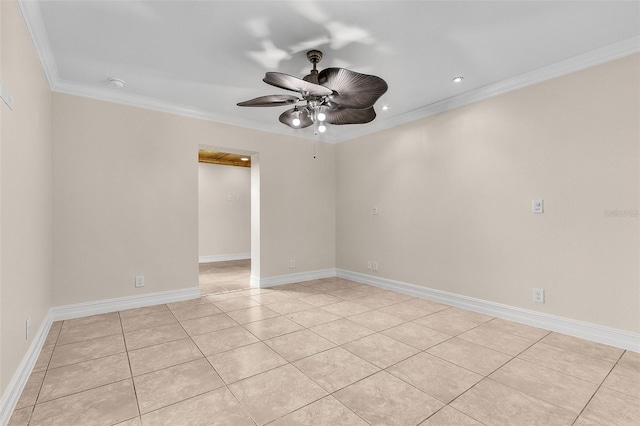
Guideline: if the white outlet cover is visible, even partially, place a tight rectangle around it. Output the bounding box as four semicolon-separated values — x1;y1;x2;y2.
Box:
533;288;545;303
532;199;544;214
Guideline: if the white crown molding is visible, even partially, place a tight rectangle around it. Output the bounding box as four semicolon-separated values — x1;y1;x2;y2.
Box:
199;253;251;263
252;269;337;288
18;0;639;145
0;311;52;426
334;36;640;143
337;269;640;352
16;0;60;88
51;287;201;321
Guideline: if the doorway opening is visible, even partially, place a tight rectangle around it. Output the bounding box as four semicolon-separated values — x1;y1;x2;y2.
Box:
197;147;259;294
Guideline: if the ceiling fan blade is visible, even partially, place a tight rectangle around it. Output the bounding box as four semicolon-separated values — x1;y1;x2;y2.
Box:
237;95;301;107
318;68;388;109
279;107;313;129
264;72;333;97
325;106;377;125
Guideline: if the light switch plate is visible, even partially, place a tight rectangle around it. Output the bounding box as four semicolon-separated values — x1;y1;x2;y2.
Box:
532;199;544;214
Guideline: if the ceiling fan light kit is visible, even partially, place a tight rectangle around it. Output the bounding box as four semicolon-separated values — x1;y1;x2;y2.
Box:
238;50;388;135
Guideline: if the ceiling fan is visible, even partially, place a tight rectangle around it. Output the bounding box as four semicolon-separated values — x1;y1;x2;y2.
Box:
237;50;388;134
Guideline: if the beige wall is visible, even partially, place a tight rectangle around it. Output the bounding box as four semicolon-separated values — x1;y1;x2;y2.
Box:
337;54;640;333
198;162;251;258
1;0;53;393
52;93;336;305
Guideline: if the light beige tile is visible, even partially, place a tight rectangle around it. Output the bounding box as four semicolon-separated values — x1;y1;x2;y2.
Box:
602;363;640;397
458;324;537;356
207;342;287;384
450;379;576;425
214;297;261;312
226;305;280;324
413;311;479;336
206;291;252;302
381;322;452;350
327;288;369;300
619;350;640;370
124;322;188;351
49;334;126;368
38;352;131;403
519;342;615;384
581;386;640;426
541;332;624;363
343;333;419;368
166;297;212;311
374;290;414;303
403;298;450;313
269;396;369;426
286;307;341;328
294;347;380;392
29;379;139;426
128;338;203;376
170;303;222;321
320;300;371;317
350;294;398;309
140;387;254;426
264;329;335;362
299;293;343;307
120;304;170;318
15;371;45;409
242;316;303;340
441;307;494;324
114;417;142;426
483;317;550;340
377;301;435;321
250;292;293;305
134;358;224;414
8;406;32;426
572;416;604;426
389;352;482;404
265;299;315;315
334;371;443;426
346;309;405;332
419;406;483;425
229;364;327;426
120;311;177;333
32;344;55;372
61;312;120;330
490;358;599;413
427;337;512;376
56;320;122;345
192;325;259;356
180;313;238;336
310;319;374;345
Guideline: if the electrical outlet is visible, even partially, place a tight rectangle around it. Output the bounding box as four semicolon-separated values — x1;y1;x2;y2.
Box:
367;260;372;269
372;206;378;215
533;288;545;303
135;275;145;288
26;318;31;340
289;259;295;269
372;261;379;271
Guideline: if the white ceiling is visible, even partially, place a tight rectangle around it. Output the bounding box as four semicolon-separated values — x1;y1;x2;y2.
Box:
19;1;640;143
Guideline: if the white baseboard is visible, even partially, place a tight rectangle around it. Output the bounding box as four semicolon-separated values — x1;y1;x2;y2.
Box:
199;253;251;264
0;311;53;426
337;269;640;352
51;287;201;321
251;269;337;288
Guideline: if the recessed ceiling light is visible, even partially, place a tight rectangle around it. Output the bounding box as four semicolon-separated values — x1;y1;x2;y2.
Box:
108;78;125;88
240;157;249;161
452;76;464;83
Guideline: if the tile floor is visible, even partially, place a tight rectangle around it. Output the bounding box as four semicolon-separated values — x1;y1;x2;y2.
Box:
8;275;640;425
199;260;251;294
